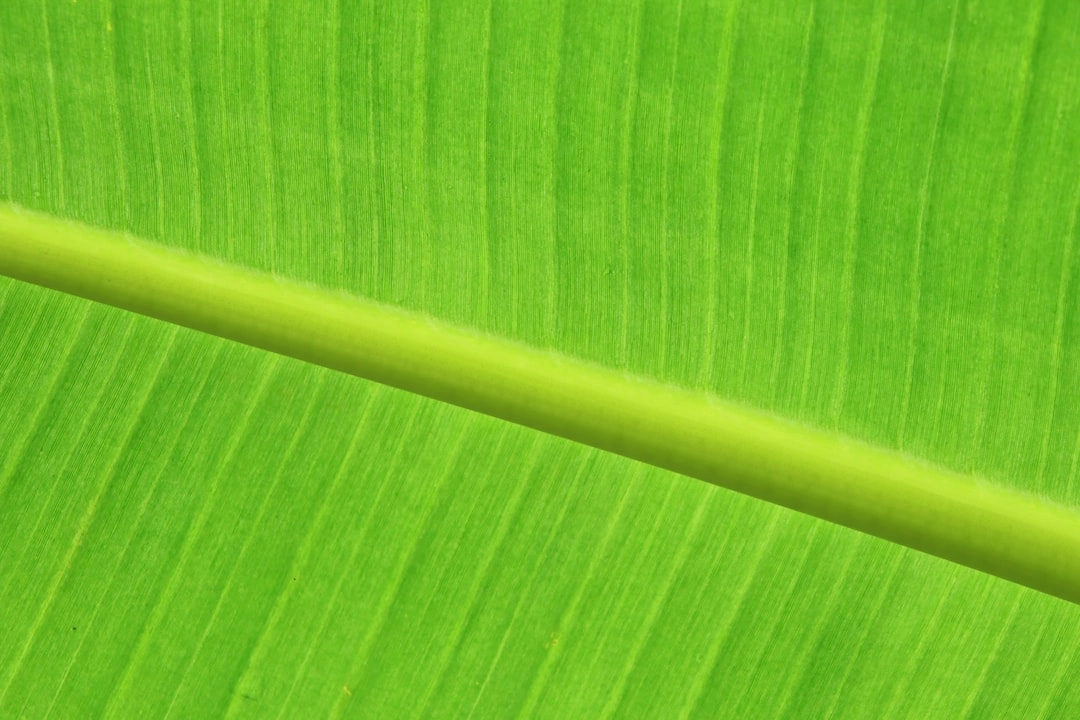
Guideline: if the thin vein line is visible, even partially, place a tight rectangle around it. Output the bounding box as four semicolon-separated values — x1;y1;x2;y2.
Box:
162;373;331;720
618;0;645;363
0;32;12;199
927;354;952;454
365;0;381;287
600;485;716;719
475;0;494;321
1036;611;1080;718
270;394;426;719
141;20;167;240
726;527;834;717
730;524;831;717
1034;154;1080;485
47;337;218;713
41;0;65;209
0;300;93;500
256;0;275;271
99;355;280;718
769;0;815;403
797;174;826;413
698;0;743;389
967;0;1047;467
545;0;566;342
1069;384;1080;488
328;412;477;719
769;534;862;720
360;433;523;710
876;570;961;718
819;542;907;720
678;509;788;720
216;0;232;257
219;381;378;720
657;0;684;377
0;284;45;393
897;0;960;451
326;0;346;280
414;0;430;305
103;0;129;224
39;326;182;719
463;450;597;720
957;590;1024;719
514;463;646;717
181;0;202;247
411;432;546;718
479;0;493;323
738;99;766;392
829;0;887;428
0;315;140;706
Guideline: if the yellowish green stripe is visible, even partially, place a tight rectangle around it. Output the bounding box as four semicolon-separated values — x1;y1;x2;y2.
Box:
1;201;1078;605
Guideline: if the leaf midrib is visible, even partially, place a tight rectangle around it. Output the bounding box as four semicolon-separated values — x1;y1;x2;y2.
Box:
1;200;1078;606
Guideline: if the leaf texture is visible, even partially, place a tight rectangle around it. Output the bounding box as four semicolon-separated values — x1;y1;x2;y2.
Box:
1;0;1079;717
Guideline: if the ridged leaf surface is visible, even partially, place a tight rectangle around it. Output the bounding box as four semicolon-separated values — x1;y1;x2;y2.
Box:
1;0;1079;717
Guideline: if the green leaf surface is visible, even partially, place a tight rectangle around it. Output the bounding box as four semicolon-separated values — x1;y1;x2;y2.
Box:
2;0;1079;718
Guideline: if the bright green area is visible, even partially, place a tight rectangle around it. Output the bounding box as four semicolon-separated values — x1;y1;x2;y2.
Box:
1;0;1079;717
5;203;1080;606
